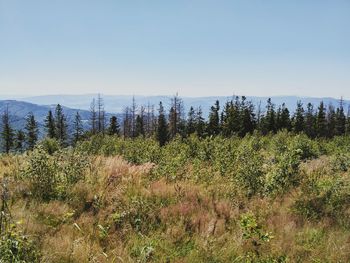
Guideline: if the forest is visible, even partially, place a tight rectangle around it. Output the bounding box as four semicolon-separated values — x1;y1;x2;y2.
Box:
1;95;350;262
1;95;350;152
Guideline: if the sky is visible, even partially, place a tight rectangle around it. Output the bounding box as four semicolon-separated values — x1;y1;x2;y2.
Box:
0;0;349;98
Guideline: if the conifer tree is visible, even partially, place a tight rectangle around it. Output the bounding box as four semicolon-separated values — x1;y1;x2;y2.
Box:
72;111;84;144
239;97;255;137
305;103;316;138
108;116;120;136
261;98;276;134
276;103;291;131
327;104;336;138
123;107;132;138
44;110;56;138
293;101;305;133
131;96;137;138
207;100;221;136
195;107;206;138
135;115;145;137
346;109;350;136
145;103;155;137
55;104;68;145
186;106;196;136
156;102;168;146
15;129;25;152
335;98;346;136
255;101;262;132
168;94;184;138
90;98;97;135
1;107;14;154
25;112;38;150
316;101;327;137
97;94;106;134
222;98;240;137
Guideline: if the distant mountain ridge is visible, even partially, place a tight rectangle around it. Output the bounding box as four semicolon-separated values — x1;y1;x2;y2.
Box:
1;95;349;134
16;94;350;116
0;100;114;134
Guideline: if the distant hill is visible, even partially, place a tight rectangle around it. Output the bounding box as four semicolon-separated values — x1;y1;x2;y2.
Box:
18;94;350;116
0;100;115;135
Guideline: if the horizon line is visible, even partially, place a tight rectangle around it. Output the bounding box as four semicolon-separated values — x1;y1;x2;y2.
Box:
0;93;348;101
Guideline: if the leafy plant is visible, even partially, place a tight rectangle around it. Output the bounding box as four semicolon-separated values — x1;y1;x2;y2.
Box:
240;212;273;257
234;137;264;197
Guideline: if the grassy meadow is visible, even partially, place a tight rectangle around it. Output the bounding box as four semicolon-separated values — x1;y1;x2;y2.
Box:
1;132;350;262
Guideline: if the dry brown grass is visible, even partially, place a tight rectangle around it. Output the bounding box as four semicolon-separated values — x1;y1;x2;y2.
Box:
2;152;350;262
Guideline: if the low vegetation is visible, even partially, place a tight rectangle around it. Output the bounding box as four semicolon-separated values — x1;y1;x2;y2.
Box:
1;132;350;262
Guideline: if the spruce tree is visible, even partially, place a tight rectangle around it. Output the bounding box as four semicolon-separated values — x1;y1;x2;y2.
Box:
123;107;132;138
293;101;305;133
135;115;145;137
305;103;316;138
316;101;327;137
327;105;336;138
15;130;25;152
346;114;350;136
207;100;221;136
276;103;291;131
221;98;240;137
145;103;155;137
55;104;68;145
1;107;14;154
73;111;84;144
25;112;38;150
44;110;56;138
335;98;346;136
90;98;97;135
239;97;255;137
195;107;206;138
108;116;120;136
186;106;196;136
261;98;276;134
156;102;168;146
97;94;106;134
346;106;350;136
168;94;183;138
130;96;137;137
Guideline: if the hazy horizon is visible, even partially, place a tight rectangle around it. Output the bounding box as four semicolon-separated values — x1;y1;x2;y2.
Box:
1;93;350;101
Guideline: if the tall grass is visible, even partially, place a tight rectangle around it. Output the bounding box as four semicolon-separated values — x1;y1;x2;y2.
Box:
1;132;350;262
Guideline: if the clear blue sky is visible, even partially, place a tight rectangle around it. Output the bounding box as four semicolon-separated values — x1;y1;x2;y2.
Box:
0;0;349;98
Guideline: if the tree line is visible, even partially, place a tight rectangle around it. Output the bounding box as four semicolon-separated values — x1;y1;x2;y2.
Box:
1;94;350;152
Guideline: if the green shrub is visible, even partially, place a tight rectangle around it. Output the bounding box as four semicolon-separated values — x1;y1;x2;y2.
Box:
21;146;88;201
0;223;40;262
39;137;61;155
330;152;350;172
264;148;302;196
21;146;58;200
240;212;273;256
234;137;264;197
288;134;320;160
294;172;350;225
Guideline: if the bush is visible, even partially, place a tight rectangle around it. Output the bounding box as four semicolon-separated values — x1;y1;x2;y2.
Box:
0;223;40;262
21;146;88;201
39;138;61;155
234;137;264;197
294;172;350;225
264;149;302;196
21;146;58;200
330;152;350;172
240;212;273;257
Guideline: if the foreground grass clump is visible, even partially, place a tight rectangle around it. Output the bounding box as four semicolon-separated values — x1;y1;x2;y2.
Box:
1;132;350;262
